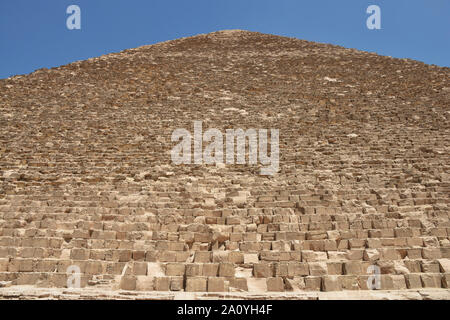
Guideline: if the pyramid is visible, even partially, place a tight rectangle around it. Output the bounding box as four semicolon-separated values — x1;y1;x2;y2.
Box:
0;30;449;299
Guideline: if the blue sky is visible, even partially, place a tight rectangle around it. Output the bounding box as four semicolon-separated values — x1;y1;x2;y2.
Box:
0;0;449;79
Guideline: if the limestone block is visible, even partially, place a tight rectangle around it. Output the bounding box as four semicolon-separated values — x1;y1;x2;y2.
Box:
218;262;235;277
442;274;450;288
304;276;322;291
165;263;185;276
170;277;184;291
301;250;327;262
70;248;88;260
363;249;380;262
322;275;342;292
154;277;170;291
244;253;259;264
287;262;309;277
194;251;212;263
266;277;284;292
229;277;248;292
120;276;136;291
437;258;450;273
208;277;226;292
405;274;422;289
338;275;359;290
202;263;219;276
309;262;328;276
421;274;442;288
253;263;273;278
343;261;363;275
422;248;442;259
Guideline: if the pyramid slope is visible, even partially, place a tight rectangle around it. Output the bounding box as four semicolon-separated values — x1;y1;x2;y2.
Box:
0;31;449;298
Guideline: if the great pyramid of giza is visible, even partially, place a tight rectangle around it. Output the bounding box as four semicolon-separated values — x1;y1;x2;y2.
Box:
0;30;449;299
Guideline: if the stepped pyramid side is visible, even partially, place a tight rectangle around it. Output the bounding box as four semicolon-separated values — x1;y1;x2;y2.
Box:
0;30;449;298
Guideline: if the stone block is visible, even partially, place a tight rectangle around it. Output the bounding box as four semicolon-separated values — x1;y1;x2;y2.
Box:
186;277;207;292
253;263;273;278
70;248;88;260
229;278;248;291
437;259;450;273
118;250;132;262
405;274;422;289
185;263;203;277
363;249;380;262
304;276;322;291
266;277;284;292
165;263;185;276
326;262;343;275
287;262;309;276
321;275;342;292
170;277;184;291
154;277;170;291
421;261;440;273
218;263;235;277
421;274;442;288
442;274;450;288
19;259;34;272
422;248;442;260
194;251;212;263
202;263;219;276
285;277;306;291
120;276;136;291
244;253;259;264
132;251;145;261
301;250;327;262
391;275;407;290
309;262;328;276
0;259;9;272
339;275;360;290
208;277;226;292
343;261;363;275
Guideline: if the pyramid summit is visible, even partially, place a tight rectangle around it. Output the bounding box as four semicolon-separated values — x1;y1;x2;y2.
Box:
0;30;449;299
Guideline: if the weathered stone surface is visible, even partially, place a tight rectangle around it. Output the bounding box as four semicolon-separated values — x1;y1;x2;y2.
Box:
207;277;226;292
266;277;284;292
321;276;341;292
154;277;170;291
0;29;448;299
119;276;136;291
405;274;422;289
437;259;450;273
186;277;207;292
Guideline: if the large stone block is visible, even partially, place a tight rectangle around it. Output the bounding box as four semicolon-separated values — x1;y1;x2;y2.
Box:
154;277;170;291
309;262;328;276
207;277;226;292
120;276;136;291
165;263;185;276
194;252;212;263
321;275;342;292
301;250;327;262
218;263;235;277
421;274;442;288
186;277;207;292
287;262;309;276
405;274;422;289
304;276;322;291
202;263;219;276
244;253;259;264
437;259;450;273
266;277;284;292
253;263;273;278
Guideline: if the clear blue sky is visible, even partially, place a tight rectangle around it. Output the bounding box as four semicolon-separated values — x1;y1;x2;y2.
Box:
0;0;449;79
